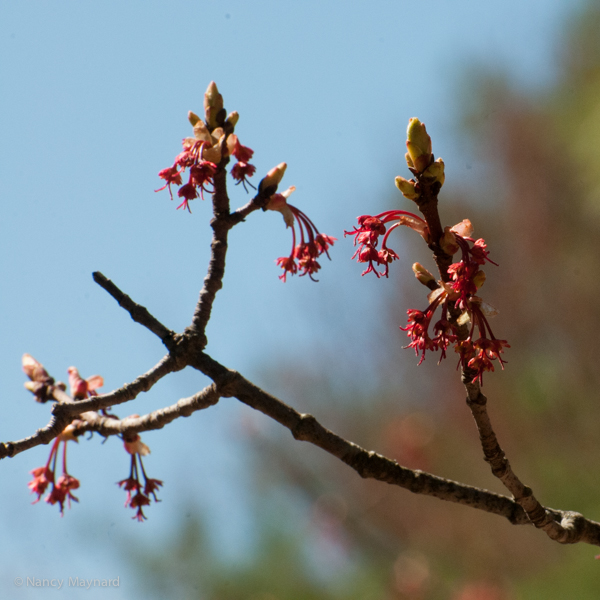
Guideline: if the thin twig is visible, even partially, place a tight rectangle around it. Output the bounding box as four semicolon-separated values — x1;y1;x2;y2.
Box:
463;375;579;543
188;164;231;344
71;384;221;437
93;271;175;344
0;355;179;459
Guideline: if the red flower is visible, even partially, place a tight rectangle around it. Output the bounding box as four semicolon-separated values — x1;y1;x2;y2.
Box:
67;367;103;400
46;474;80;513
156;166;183;199
231;161;257;191
266;186;336;282
227;134;254;163
156;138;217;212
345;211;430;278
118;434;162;522
190;161;217;198
28;429;80;515
28;466;54;498
176;182;199;212
353;214;510;384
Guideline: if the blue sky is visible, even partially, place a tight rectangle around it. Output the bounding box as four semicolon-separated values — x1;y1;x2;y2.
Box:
0;0;583;597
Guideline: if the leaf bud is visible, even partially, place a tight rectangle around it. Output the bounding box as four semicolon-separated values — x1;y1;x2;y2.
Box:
395;176;420;201
406;118;432;173
412;263;436;286
440;227;460;256
188;111;201;127
423;157;445;187
259;162;287;194
225;111;239;128
473;269;486;290
204;81;224;129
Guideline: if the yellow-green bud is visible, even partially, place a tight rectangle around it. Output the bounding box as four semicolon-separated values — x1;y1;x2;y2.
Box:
406;118;432;173
192;119;212;143
395;176;420;201
405;152;414;169
412;263;435;286
204;81;223;110
440;228;459;256
259;162;287;193
473;269;486;290
225;111;239;128
204;81;224;129
188;111;201;127
423;157;445;186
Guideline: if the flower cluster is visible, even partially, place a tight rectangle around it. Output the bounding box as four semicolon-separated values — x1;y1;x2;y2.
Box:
347;117;508;384
157;83;334;282
156;82;256;211
27;364;104;514
402;221;509;382
117;433;162;522
265;179;336;282
344;210;430;278
28;427;80;515
228;133;256;191
156;135;218;212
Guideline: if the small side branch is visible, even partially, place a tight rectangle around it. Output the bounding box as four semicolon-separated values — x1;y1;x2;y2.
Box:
464;378;585;543
58;354;179;416
0;355;179;459
228;187;274;226
71;384;221;437
93;272;175;344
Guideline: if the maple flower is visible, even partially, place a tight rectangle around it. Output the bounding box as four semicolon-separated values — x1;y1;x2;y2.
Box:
118;433;162;522
28;426;80;515
222;133;257;190
265;186;336;282
67;366;104;400
227;134;254;163
344;210;430;278
156;107;226;211
157;139;218;212
397;224;508;384
347;207;508;383
231;161;257;191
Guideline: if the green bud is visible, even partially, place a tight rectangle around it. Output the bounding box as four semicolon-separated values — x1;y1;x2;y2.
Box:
473;269;486;290
225;111;239;128
423;158;445;186
259;162;287;194
204;81;224;129
439;228;459;256
394;176;420;201
406;118;432;173
188;111;201;127
412;263;435;286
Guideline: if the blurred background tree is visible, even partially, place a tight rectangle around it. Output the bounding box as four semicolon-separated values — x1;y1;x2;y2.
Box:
122;3;600;599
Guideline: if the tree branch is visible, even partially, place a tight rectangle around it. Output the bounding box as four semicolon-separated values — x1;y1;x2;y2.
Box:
412;156;591;546
189;351;600;546
93;271;175;344
70;384;221;437
0;355;179;459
